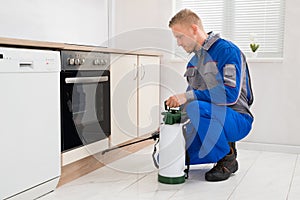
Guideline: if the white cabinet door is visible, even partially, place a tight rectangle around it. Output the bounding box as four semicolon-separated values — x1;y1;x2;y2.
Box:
138;56;160;137
110;54;138;145
110;54;161;145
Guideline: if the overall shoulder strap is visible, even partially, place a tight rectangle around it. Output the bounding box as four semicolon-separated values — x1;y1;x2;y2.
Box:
245;61;254;106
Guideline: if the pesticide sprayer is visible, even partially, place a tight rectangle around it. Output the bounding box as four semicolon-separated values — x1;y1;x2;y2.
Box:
102;102;189;184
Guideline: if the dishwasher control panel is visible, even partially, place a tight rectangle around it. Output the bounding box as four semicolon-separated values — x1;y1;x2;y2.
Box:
0;47;60;72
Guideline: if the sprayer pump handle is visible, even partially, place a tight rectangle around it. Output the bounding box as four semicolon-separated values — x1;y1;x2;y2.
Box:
164;100;169;111
164;100;180;112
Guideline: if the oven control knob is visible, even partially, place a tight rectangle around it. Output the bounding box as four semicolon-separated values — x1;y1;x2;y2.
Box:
68;58;75;65
100;59;107;65
74;58;81;65
79;58;85;65
93;59;99;65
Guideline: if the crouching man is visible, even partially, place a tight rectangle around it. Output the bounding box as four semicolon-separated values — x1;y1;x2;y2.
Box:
166;9;254;181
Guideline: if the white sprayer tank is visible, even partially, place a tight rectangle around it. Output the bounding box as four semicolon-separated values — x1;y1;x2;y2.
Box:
158;122;186;184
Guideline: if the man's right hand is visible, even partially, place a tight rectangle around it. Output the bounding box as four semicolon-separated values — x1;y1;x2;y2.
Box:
166;93;187;108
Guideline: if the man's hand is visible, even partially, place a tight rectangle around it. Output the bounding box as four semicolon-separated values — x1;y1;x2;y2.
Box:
165;93;187;108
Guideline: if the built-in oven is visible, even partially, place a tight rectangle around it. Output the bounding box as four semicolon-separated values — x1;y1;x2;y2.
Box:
60;50;110;152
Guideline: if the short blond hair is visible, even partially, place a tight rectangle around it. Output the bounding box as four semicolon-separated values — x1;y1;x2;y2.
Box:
169;9;204;30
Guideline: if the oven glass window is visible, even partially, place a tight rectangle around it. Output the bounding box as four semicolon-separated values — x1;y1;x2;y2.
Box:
72;82;106;140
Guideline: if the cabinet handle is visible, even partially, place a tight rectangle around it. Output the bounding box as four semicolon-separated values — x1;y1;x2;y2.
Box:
140;64;145;80
133;63;138;80
19;61;33;68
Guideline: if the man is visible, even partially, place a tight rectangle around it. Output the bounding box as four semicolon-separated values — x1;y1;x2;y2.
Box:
166;9;254;181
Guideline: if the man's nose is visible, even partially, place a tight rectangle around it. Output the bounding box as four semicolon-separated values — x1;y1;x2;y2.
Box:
177;39;182;46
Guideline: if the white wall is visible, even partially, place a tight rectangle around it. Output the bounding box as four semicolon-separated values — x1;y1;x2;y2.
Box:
109;0;173;52
245;0;300;146
0;0;109;46
111;0;300;149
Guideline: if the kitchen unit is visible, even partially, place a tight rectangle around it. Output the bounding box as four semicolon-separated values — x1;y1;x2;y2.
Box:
110;54;160;145
0;47;61;199
0;36;162;186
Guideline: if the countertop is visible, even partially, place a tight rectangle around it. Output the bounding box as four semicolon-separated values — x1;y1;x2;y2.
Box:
0;37;162;56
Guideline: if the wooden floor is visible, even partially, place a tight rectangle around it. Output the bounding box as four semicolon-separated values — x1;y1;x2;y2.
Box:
58;137;156;187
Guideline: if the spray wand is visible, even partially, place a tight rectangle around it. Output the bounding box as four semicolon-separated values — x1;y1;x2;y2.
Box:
101;131;159;155
101;102;178;155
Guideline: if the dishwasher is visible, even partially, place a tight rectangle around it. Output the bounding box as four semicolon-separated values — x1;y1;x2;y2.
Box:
0;47;61;200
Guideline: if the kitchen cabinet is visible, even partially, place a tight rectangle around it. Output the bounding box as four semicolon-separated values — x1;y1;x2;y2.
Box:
110;54;160;145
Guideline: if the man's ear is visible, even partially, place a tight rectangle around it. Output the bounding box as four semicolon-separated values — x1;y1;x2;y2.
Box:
191;24;198;34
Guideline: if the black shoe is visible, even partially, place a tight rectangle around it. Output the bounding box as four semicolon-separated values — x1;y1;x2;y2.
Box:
205;148;238;182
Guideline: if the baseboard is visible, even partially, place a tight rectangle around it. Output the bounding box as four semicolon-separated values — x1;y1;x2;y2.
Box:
62;139;109;166
238;141;300;154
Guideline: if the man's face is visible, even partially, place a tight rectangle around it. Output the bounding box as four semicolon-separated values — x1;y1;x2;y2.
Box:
171;23;197;53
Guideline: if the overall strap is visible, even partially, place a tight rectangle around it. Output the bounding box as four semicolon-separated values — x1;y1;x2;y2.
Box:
152;138;160;169
184;150;190;179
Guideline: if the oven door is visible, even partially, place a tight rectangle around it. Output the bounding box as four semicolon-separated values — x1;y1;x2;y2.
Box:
61;70;110;152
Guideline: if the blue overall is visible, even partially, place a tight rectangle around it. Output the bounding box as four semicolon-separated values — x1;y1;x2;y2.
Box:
183;33;254;164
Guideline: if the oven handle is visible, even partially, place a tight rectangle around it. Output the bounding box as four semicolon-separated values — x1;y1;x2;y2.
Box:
65;76;109;84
